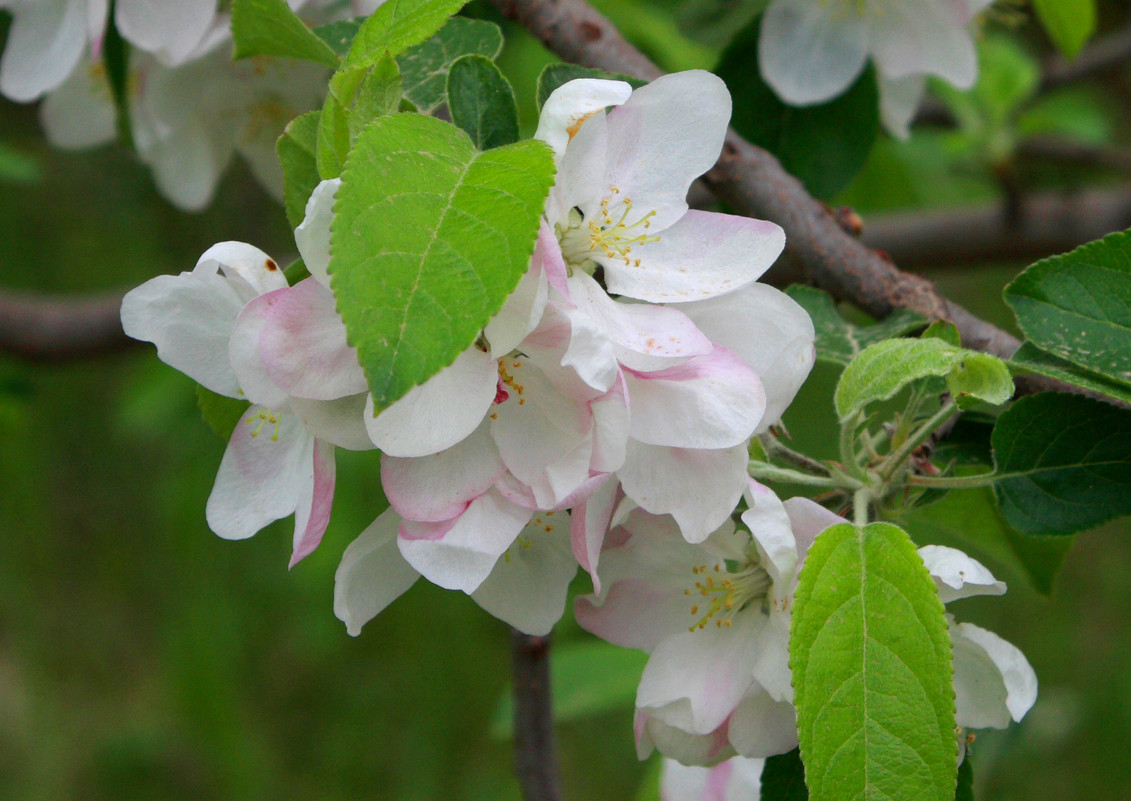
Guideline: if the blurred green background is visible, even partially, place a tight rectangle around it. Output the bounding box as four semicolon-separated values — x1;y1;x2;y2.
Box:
2;2;1131;799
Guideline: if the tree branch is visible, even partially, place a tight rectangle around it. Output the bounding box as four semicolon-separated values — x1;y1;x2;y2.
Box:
511;630;563;801
1042;22;1131;90
0;288;137;362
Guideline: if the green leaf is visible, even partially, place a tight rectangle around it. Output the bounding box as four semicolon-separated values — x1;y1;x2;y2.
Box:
314;18;364;59
901;487;1072;595
835;338;1013;421
343;0;469;71
1004;230;1131;385
784;285;927;368
717;15;878;199
792;522;956;801
992;392;1131;535
490;639;647;737
316;95;351;179
231;0;340;67
195;385;249;441
922;320;961;347
0;142;39;184
535;63;647;111
1009;342;1131;406
331;114;555;410
1033;0;1097;60
955;753;973;801
399;17;504;114
447;55;519;150
276;111;322;229
345;55;404;138
761;749;808;801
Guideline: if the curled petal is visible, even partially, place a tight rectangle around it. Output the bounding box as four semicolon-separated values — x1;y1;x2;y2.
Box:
534;77;631;161
919;545;1006;604
636;710;736;766
290;437;336;567
294;178;340;286
571;478;621;592
953;620;1038;727
727;690;799;758
782;497;844;569
334;508;421;636
197;241;288;300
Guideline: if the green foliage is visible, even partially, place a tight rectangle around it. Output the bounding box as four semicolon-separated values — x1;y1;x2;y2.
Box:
716;15;878;199
399;17;505;114
230;0;341;67
1032;0;1097;60
792;522;956;801
195;385;248;441
330;113;555;411
834;338;1013;421
314;18;365;59
783;286;926;368
490;638;647;737
534;64;647;111
276;111;322;229
447;55;520;150
1009;343;1131;406
1005;230;1131;389
343;0;470;71
317;55;403;179
992;393;1131;536
0;142;39;184
761;749;808;801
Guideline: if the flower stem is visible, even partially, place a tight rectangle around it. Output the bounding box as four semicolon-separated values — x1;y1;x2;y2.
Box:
758;433;831;476
511;629;564;801
839;410;866;479
749;462;859;489
880;400;958;482
906;472;1000;490
854;488;872;528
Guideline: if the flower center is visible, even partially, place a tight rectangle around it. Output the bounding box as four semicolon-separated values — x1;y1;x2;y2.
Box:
490;357;527;418
556;187;660;273
684;556;772;632
246;408;283;441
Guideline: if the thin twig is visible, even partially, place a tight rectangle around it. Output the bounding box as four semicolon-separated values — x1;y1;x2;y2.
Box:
0;288;137;362
511;629;563;801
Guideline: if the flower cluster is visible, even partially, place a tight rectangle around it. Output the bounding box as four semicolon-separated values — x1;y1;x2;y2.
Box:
0;0;383;209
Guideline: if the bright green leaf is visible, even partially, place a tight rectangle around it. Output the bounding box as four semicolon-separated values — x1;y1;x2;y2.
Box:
196;385;249;441
490;639;647;737
343;0;469;71
1004;230;1131;385
231;0;340;66
835;338;1013;421
717;16;879;199
1009;342;1131;406
761;749;808;801
316;95;351;179
447;55;519;150
315;18;364;59
277;111;322;229
399;17;504;114
1033;0;1097;60
346;55;404;140
792;522;956;801
922;320;961;347
535;63;646;111
992;392;1131;535
784;285;927;368
330;113;555;410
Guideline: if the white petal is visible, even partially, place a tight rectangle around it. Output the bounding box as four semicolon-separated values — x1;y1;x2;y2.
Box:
206;405;313;540
294;178;340;287
142;117;232;212
619;441;749;544
228;289;291;410
366;346;497;457
397;489;531;593
919;545;1006;604
115;0;216;65
547;101;610;227
0;0;93;101
782;497;844;569
637;711;736;766
759;0;869;105
534;78;631;161
878;73;926;139
741;480;797;592
39;58;116;149
590;374;629;473
570;478;620;591
953;620;1038;726
197;241;288;300
727;689;799;758
485;223;553;357
334;508;421;636
471;512;576;635
289;394;374;451
660;756;765;801
868;0;978;88
604;211;785;304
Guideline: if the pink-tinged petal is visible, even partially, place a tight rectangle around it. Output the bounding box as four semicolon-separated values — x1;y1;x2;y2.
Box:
198;241;289;300
603;71;731;231
624;348;766;449
759;0;869;106
748;613;793;703
206;405;313;541
334;508;421;636
619;441;749;544
294;178;340;286
289;394;373;451
661;756;765;801
289;437;336;567
878;73;926;139
727;690;799;758
919;545;1006;604
366;346;497;457
679;284;815;433
40;58;116;149
604;211;786;304
115;0;216;66
397;489;531;593
869;0;977;88
382;420;506;522
636;710;736;765
486;226;552;358
229;289;290;410
590;373;629;473
534;77;631;161
782;497;844;570
259;278;367;400
571;479;620;591
470;512;576;635
638;613;764;734
0;0;92;101
120;269;243;397
494;472;539;510
952;619;1037;729
548;102;611;227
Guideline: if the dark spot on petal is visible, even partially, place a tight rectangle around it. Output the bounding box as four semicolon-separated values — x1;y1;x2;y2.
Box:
580;21;602;41
265;258;279;271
